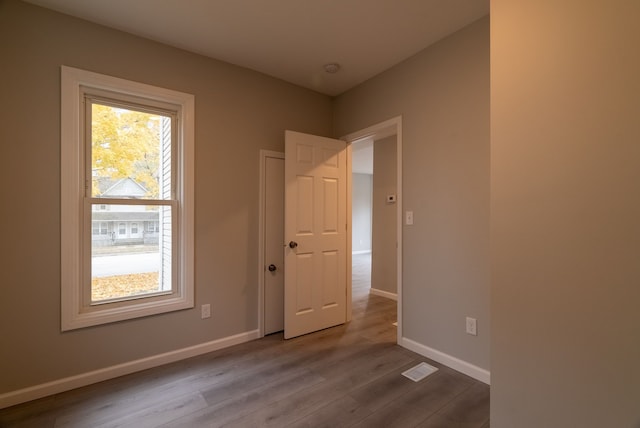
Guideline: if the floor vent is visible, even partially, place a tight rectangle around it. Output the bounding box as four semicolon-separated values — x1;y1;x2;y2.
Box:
402;362;438;382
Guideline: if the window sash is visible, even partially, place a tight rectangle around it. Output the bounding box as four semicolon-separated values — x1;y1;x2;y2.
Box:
83;198;178;307
82;92;179;307
84;95;177;202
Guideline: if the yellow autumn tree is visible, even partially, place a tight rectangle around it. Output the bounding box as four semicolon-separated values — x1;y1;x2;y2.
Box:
91;103;163;198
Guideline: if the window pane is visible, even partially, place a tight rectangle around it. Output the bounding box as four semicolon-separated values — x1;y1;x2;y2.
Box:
91;103;171;200
91;204;171;302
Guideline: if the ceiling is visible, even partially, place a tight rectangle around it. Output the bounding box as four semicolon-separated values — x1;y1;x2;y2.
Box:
24;0;488;96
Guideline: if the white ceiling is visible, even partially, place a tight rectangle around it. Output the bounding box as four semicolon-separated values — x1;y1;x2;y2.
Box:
24;0;488;96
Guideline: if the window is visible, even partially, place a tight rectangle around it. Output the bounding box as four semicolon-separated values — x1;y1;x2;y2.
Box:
146;220;160;233
61;66;194;331
92;222;108;235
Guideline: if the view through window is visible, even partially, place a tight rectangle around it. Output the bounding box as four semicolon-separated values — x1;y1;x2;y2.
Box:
88;101;173;303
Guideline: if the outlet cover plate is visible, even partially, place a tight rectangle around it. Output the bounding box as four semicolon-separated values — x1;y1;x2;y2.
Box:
466;317;477;336
201;304;211;319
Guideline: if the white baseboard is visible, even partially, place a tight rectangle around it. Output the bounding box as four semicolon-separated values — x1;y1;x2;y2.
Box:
369;287;398;301
400;337;490;385
0;329;260;409
352;250;371;255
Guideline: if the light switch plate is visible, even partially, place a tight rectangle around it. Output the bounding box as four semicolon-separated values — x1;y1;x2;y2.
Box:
405;211;414;225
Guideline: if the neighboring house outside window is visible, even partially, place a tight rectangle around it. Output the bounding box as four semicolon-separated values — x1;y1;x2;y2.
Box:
91;221;109;236
61;66;194;331
91;178;160;247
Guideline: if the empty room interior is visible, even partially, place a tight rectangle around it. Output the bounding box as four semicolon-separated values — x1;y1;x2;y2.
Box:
1;0;639;427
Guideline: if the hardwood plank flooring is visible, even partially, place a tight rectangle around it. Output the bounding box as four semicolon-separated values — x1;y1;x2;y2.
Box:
0;253;489;427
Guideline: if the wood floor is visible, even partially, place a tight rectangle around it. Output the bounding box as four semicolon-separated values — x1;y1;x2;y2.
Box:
0;253;489;427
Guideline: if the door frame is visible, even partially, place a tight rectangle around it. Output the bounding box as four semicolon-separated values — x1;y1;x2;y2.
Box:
258;115;402;340
342;116;403;342
258;150;284;337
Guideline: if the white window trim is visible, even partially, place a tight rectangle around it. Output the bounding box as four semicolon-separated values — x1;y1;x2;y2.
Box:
61;66;194;331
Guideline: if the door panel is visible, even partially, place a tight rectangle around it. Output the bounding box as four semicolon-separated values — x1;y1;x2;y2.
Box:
295;253;314;313
321;250;339;307
296;175;314;234
323;179;337;229
284;130;347;339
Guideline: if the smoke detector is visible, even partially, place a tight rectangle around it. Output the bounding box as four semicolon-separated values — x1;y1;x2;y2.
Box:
323;63;341;74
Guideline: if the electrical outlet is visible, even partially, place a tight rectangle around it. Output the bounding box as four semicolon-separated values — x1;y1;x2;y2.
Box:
466;317;477;336
201;304;211;319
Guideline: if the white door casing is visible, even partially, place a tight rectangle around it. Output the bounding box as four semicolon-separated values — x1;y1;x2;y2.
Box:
284;130;347;339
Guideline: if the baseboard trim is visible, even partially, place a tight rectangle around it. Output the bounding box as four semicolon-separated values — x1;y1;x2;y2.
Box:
400;337;490;385
0;329;260;409
370;288;398;301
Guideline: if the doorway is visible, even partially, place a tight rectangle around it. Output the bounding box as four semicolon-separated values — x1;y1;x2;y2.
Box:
260;152;285;335
258;116;402;341
351;135;398;302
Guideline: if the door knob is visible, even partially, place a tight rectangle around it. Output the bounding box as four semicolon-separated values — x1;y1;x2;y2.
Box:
268;264;277;272
288;241;298;249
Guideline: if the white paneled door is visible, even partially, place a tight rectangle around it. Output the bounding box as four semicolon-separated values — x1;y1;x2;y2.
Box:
284;131;347;339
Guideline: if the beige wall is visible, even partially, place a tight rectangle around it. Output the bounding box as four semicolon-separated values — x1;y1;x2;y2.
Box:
334;17;490;370
491;1;640;427
371;136;397;294
0;0;331;394
352;173;372;253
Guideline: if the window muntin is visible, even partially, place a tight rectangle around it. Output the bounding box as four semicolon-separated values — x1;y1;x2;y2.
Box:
61;66;194;331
